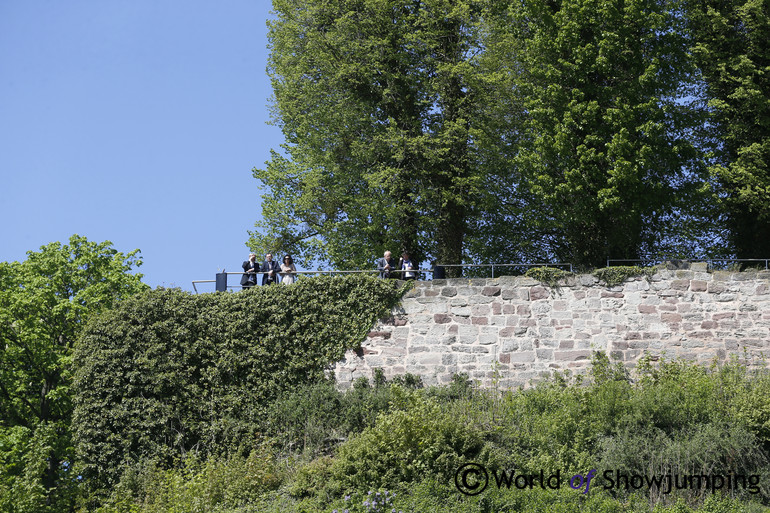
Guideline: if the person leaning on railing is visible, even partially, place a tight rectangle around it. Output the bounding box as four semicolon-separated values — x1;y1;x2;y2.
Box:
377;250;397;279
398;252;418;280
261;253;280;285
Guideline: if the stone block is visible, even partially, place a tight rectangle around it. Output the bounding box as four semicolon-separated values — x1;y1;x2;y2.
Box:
509;351;536;363
555;350;591;361
530;286;549;300
441;287;458;297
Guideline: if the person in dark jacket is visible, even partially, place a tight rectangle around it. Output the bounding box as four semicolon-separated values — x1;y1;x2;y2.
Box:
241;253;259;288
261;253;281;285
377;251;397;279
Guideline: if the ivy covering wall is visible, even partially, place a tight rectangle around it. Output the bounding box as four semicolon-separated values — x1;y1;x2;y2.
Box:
72;275;407;490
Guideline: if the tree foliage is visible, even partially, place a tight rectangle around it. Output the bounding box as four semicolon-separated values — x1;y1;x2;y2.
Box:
687;0;770;259
250;0;495;271
488;0;705;268
0;235;147;512
252;0;740;270
73;275;407;492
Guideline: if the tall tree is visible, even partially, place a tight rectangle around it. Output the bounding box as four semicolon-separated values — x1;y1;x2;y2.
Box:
687;0;770;259
250;0;491;271
496;0;703;269
0;236;147;512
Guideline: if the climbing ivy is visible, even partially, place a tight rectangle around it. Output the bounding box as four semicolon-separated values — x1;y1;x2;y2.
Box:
72;275;408;491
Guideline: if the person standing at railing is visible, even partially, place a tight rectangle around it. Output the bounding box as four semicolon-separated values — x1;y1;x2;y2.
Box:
240;253;258;289
280;255;297;284
399;252;418;280
377;250;397;279
261;253;280;285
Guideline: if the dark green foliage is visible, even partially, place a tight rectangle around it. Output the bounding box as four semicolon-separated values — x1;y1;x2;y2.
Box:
687;0;770;259
72;275;407;491
265;372;426;458
252;0;491;270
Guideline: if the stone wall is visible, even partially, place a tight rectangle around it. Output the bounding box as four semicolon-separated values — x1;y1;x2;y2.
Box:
333;264;770;388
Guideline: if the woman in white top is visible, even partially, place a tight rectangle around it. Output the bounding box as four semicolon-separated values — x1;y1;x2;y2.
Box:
280;255;297;284
399;252;417;280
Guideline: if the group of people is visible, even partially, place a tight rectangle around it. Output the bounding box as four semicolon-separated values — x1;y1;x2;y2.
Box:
241;250;419;289
377;251;419;280
240;253;297;288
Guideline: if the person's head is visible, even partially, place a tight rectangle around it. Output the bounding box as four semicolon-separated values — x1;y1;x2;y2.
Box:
283;255;293;265
265;253;273;261
249;253;256;261
401;252;410;260
384;251;391;259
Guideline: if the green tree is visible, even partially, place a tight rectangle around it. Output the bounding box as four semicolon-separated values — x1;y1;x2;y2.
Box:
250;0;494;272
495;0;703;268
687;0;770;259
0;235;147;512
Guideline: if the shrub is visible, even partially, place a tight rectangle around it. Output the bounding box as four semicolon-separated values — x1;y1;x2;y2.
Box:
73;275;408;491
326;387;487;494
95;445;282;513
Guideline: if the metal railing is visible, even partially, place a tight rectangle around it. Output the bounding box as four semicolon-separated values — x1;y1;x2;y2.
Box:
606;258;770;270
192;258;770;292
436;262;573;278
192;268;434;293
192;262;577;293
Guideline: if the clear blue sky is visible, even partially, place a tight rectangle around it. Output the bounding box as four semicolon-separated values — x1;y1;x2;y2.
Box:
0;1;283;291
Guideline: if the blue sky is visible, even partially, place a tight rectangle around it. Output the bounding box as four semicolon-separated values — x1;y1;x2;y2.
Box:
0;1;283;291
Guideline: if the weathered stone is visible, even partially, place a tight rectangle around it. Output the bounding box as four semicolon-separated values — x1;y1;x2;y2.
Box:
434;313;451;324
530;286;549;300
334;271;770;389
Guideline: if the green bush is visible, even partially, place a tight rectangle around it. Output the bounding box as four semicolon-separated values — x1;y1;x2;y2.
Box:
264;374;427;458
94;446;282;513
73;275;408;492
325;387;487;494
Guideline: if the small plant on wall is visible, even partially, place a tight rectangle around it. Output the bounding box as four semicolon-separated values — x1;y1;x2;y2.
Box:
524;266;573;287
593;265;654;286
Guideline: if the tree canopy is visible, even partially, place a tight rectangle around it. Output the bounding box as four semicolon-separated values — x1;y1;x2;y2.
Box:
252;0;769;270
0;235;147;512
687;0;770;259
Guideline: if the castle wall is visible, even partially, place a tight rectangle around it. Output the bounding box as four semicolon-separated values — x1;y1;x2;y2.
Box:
334;264;770;388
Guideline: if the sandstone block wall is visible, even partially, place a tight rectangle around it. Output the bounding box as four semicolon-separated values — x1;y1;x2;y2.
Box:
334;265;770;388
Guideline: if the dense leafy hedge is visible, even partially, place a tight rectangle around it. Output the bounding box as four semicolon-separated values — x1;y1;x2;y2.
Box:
72;275;408;490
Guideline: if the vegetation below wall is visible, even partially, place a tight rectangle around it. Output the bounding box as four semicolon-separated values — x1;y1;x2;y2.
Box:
91;355;770;513
73;275;408;494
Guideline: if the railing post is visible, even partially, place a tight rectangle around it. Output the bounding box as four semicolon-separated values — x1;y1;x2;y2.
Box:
215;271;228;292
